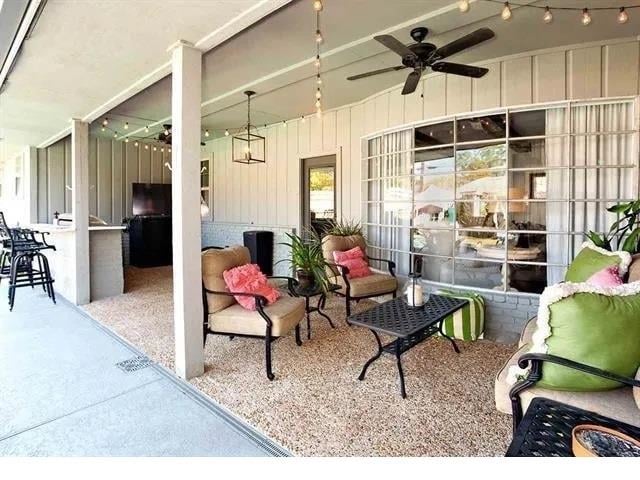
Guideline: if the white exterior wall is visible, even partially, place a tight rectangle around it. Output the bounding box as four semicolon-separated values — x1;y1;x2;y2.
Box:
203;38;640;231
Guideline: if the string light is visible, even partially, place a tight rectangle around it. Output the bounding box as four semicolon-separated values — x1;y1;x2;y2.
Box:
164;127;170;136
101;126;105;132
144;144;149;150
543;6;553;23
113;131;118;138
501;2;512;20
313;1;324;121
124;122;129;130
224;129;230;136
315;99;321;108
314;55;321;68
168;148;172;153
315;29;323;43
458;0;470;13
153;146;157;152
313;0;322;12
125;138;129;143
161;147;164;152
301;116;306;123
316;88;322;99
582;8;592;25
316;74;322;85
102;118;108;126
134;141;139;147
205;129;210;137
144;125;149;133
618;7;629;23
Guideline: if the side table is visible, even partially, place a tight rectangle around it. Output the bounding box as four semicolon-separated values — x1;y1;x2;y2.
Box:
292;283;341;340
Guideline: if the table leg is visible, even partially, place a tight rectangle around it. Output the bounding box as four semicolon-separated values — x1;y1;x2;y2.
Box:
438;320;460;354
358;330;383;381
316;294;335;328
395;341;407;399
305;296;311;340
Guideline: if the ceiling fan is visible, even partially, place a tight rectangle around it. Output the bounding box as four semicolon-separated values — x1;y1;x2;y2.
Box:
347;27;495;95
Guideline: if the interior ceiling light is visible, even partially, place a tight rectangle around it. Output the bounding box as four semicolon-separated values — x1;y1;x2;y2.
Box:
458;0;470;13
582;7;592;25
313;0;323;12
543;6;553;23
501;2;512;20
618;7;629;23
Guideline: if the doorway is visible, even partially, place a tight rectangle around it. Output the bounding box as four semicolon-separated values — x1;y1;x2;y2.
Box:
301;155;336;237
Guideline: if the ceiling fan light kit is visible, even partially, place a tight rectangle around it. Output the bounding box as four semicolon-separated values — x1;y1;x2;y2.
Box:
348;26;494;95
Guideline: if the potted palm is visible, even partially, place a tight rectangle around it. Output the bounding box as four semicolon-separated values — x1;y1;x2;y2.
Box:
280;231;330;291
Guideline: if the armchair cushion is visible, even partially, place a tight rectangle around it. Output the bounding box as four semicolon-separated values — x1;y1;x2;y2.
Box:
333;272;397;297
509;281;640;391
208;296;305;337
565;242;631;283
635;368;640;411
202;245;251;314
223;263;280;310
322;234;368;276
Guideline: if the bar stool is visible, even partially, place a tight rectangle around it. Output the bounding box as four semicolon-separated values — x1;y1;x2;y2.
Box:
0;212;56;311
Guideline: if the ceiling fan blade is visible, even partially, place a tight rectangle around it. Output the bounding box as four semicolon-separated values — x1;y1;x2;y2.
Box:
433;28;495;60
374;34;416;58
347;65;407;81
431;62;488;78
401;70;422;95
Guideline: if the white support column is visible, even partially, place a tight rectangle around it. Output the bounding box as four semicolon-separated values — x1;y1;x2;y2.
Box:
169;40;204;379
23;146;38;223
71;119;90;305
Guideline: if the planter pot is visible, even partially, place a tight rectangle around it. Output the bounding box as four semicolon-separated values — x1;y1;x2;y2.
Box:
296;270;314;289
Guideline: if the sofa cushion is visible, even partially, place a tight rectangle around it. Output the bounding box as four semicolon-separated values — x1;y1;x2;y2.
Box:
222;263;280;310
208;296;305;337
202;246;251;314
495;344;640;427
509;282;640;391
519;317;537;348
565;241;631;283
635;368;640;411
333;272;397;297
322;234;368;276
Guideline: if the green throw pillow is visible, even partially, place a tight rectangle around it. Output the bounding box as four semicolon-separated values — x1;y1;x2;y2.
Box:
436;290;485;341
509;282;640;391
565;242;631;282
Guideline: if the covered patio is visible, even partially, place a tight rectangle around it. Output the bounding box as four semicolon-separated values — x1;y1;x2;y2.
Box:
2;0;640;459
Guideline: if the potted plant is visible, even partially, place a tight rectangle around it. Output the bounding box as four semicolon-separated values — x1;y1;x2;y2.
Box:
280;231;330;290
586;200;640;253
325;218;364;237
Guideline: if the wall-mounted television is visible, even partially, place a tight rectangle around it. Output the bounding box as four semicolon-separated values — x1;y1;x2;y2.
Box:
132;183;172;216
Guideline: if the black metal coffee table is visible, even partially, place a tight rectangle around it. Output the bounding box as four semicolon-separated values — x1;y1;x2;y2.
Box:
347;295;467;398
506;397;640;456
292;283;341;340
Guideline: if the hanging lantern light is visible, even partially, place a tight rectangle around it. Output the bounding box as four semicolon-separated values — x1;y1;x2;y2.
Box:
232;91;265;164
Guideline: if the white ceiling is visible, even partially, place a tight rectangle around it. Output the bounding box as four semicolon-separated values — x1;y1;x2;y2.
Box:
2;0;639;150
0;0;291;148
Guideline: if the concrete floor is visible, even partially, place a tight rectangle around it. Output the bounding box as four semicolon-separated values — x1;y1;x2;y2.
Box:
0;285;288;456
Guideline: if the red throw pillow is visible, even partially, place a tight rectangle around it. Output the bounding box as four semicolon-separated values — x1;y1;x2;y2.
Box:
222;264;280;310
333;247;371;279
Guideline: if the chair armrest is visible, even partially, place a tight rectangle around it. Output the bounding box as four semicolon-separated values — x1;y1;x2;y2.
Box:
326;261;350;288
517;353;640;388
202;287;268;311
267;275;299;296
367;256;396;276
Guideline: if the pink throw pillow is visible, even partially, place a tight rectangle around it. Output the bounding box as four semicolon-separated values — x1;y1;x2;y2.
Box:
586;266;623;288
333;247;371;279
222;264;280;310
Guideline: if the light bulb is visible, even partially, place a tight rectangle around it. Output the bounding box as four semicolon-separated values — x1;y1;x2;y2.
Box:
618;7;629;24
144;144;149;150
161;147;164;152
224;129;229;136
543;6;553;24
205;129;210;137
144;125;149;133
164;128;169;136
153;146;157;152
313;0;322;12
283;120;287;127
316;74;322;85
301;116;306;123
316;89;322;99
134;141;139;147
501;2;512;21
315;99;321;108
458;0;470;13
582;8;591;25
314;55;321;68
101;126;105;132
125;138;129;143
102;118;108;126
124;122;129;130
168;148;172;153
113;131;118;138
316;30;323;43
